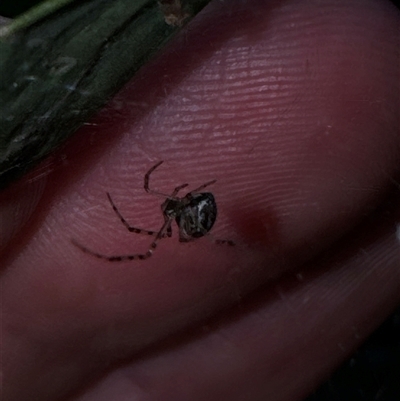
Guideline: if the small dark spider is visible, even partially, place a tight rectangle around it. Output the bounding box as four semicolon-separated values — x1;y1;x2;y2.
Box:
72;161;234;261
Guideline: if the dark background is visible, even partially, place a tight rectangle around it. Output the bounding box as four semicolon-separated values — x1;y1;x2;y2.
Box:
1;1;399;400
1;0;44;17
307;307;400;401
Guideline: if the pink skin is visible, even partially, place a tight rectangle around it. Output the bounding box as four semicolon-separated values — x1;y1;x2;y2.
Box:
1;0;400;400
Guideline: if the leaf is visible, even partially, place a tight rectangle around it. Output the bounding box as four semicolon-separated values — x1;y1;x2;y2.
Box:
0;0;211;189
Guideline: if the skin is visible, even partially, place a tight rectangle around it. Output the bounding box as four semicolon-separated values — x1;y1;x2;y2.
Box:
1;0;399;400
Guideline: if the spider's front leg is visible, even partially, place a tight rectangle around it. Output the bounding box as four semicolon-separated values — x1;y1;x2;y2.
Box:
107;192;168;238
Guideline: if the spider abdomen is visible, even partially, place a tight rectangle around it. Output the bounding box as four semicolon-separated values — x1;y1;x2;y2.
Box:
176;193;217;240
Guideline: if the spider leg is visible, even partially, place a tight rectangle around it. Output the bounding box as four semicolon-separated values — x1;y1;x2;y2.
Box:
162;214;173;238
72;219;173;261
106;192;167;237
144;161;192;199
190;179;217;194
170;183;189;197
144;160;173;198
215;239;235;246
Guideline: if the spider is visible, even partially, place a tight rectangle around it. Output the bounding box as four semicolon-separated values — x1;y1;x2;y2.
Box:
72;161;234;261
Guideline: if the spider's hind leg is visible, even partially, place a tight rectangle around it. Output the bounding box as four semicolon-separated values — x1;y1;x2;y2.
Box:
72;219;173;262
215;239;235;246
